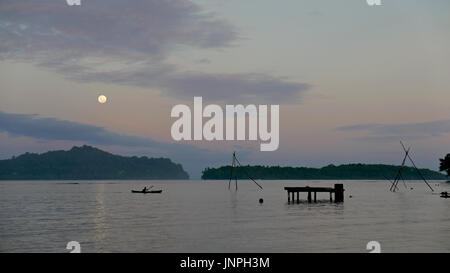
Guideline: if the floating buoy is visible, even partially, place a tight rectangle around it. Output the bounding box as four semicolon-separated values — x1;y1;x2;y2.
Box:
349;195;353;198
259;198;264;204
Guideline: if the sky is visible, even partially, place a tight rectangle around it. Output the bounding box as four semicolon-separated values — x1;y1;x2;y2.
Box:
1;0;449;178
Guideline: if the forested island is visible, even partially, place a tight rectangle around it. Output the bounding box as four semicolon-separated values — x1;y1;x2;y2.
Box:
0;145;189;180
201;164;447;180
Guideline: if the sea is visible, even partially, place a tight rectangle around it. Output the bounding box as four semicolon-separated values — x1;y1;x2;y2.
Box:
0;180;449;253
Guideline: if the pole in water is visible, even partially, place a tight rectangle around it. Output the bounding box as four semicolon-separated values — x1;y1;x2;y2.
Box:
259;198;264;204
228;152;236;190
391;146;410;192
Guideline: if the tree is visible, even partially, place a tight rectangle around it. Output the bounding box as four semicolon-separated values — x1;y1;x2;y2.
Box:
439;154;450;177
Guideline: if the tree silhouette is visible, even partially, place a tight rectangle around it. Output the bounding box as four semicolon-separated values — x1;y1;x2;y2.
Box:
201;163;447;180
0;145;189;180
440;154;450;177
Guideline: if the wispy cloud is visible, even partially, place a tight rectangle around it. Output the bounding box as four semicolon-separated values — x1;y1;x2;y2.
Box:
336;120;450;141
0;0;311;103
161;73;312;103
0;111;238;177
195;58;211;64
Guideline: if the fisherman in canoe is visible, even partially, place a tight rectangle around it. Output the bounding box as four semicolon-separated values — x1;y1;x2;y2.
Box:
131;186;162;193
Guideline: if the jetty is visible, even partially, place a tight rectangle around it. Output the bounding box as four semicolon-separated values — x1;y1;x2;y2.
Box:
284;184;344;203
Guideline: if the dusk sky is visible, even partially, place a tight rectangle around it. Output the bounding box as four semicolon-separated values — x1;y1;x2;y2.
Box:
1;0;449;177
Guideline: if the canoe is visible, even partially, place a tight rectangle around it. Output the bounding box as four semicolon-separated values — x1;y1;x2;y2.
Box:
131;190;162;194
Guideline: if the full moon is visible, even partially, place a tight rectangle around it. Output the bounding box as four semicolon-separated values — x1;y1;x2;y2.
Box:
98;95;107;104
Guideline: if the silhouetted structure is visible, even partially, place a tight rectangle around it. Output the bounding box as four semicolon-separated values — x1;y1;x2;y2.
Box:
284;184;344;203
228;152;262;191
389;141;433;192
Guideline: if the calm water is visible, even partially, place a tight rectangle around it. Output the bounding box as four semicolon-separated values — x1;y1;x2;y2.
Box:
0;180;449;253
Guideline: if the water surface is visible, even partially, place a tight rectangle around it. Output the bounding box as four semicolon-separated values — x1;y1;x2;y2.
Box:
0;180;448;252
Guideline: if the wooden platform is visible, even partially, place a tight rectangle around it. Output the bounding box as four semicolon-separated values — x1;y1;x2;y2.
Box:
284;184;344;203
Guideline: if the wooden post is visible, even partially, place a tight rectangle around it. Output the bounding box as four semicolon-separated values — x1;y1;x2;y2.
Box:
307;191;312;203
329;192;332;202
288;191;291;203
334;184;344;203
314;192;317;202
296;192;299;204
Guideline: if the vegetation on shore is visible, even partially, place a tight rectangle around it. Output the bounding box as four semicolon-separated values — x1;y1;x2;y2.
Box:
202;164;447;180
0;145;189;180
440;154;450;177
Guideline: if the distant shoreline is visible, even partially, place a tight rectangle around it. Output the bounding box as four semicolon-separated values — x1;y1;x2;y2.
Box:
0;176;190;181
0;179;448;181
0;145;189;180
201;164;447;180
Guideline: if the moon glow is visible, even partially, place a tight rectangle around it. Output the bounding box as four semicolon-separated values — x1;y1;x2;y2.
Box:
98;95;107;104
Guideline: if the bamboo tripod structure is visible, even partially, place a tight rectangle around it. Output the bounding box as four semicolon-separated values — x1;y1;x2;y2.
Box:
228;152;263;191
390;141;434;192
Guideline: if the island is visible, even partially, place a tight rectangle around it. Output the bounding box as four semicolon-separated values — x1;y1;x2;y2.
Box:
201;164;447;180
0;145;189;180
